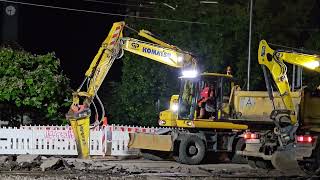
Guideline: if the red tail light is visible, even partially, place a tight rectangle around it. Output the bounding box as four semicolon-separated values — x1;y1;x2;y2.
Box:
297;135;314;143
244;132;258;139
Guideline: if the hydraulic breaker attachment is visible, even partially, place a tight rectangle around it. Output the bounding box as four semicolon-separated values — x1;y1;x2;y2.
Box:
66;98;91;159
70;117;90;159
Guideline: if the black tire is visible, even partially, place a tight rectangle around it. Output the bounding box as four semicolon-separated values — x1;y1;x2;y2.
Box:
177;135;206;165
232;138;248;164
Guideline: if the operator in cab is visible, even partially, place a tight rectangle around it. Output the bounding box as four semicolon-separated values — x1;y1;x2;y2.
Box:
197;84;216;119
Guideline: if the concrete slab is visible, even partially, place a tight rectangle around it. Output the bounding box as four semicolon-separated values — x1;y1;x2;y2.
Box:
16;155;40;164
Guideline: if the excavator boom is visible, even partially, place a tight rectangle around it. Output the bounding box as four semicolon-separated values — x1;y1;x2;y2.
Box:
121;37;196;68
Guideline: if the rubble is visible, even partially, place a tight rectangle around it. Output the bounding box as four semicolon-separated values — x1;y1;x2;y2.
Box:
0;157;309;179
7;155;17;162
1;161;18;171
126;165;143;174
41;158;62;171
15;155;41;171
0;155;8;163
16;155;40;164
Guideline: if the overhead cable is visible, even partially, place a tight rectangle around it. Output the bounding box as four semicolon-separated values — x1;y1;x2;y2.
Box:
0;0;208;25
83;0;154;9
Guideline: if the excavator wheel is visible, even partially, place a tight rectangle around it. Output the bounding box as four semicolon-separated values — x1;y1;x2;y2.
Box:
176;135;206;165
232;138;248;164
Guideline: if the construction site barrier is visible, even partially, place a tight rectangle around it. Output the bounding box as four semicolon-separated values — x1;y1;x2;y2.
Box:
0;125;160;156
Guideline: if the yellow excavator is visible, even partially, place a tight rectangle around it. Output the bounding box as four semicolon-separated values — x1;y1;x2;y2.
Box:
65;21;199;158
66;21;320;173
66;21;251;163
237;40;320;174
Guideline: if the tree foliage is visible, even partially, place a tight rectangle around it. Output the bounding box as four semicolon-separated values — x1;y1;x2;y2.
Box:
0;48;71;124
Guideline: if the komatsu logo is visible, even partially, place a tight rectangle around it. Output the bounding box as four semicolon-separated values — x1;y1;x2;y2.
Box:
142;47;171;58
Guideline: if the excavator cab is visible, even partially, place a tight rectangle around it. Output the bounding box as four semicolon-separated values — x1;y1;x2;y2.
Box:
159;72;245;130
178;73;234;121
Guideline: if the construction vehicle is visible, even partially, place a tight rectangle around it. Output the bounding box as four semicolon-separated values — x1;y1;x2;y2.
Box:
236;40;320;174
67;21;320;173
130;40;320;174
65;21;200;158
66;21;255;164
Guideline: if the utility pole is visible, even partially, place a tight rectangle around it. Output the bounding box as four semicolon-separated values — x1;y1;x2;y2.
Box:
247;0;253;91
1;2;19;45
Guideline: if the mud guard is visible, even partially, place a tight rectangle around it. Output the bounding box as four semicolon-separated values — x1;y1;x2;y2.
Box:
128;133;173;151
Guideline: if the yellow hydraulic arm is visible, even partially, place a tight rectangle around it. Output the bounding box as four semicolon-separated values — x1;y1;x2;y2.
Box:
120;37;196;68
66;22;125;158
258;40;320;126
257;40;320;172
66;21;198;158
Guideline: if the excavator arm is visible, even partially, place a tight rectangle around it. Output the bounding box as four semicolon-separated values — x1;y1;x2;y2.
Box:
258;40;320;172
258;40;320;126
66;21;198;158
65;21;125;158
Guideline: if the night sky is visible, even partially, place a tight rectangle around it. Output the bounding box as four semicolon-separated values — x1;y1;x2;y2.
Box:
15;0;128;88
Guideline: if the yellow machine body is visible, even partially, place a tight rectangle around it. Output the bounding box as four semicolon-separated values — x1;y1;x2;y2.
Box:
232;90;301;122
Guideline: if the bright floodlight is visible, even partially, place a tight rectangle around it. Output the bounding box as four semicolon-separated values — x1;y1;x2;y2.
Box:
304;61;320;69
171;103;179;112
177;56;183;62
182;70;198;78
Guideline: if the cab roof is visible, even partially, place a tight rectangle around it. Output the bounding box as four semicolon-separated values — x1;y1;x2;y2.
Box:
200;72;233;78
179;72;234;80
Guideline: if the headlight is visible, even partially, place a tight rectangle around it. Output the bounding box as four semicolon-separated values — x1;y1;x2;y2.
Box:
304;61;320;69
158;120;166;125
186;121;194;126
171;103;179;112
182;69;198;78
177;56;183;62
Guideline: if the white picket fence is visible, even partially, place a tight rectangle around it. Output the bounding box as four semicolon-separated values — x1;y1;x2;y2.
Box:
0;125;160;156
